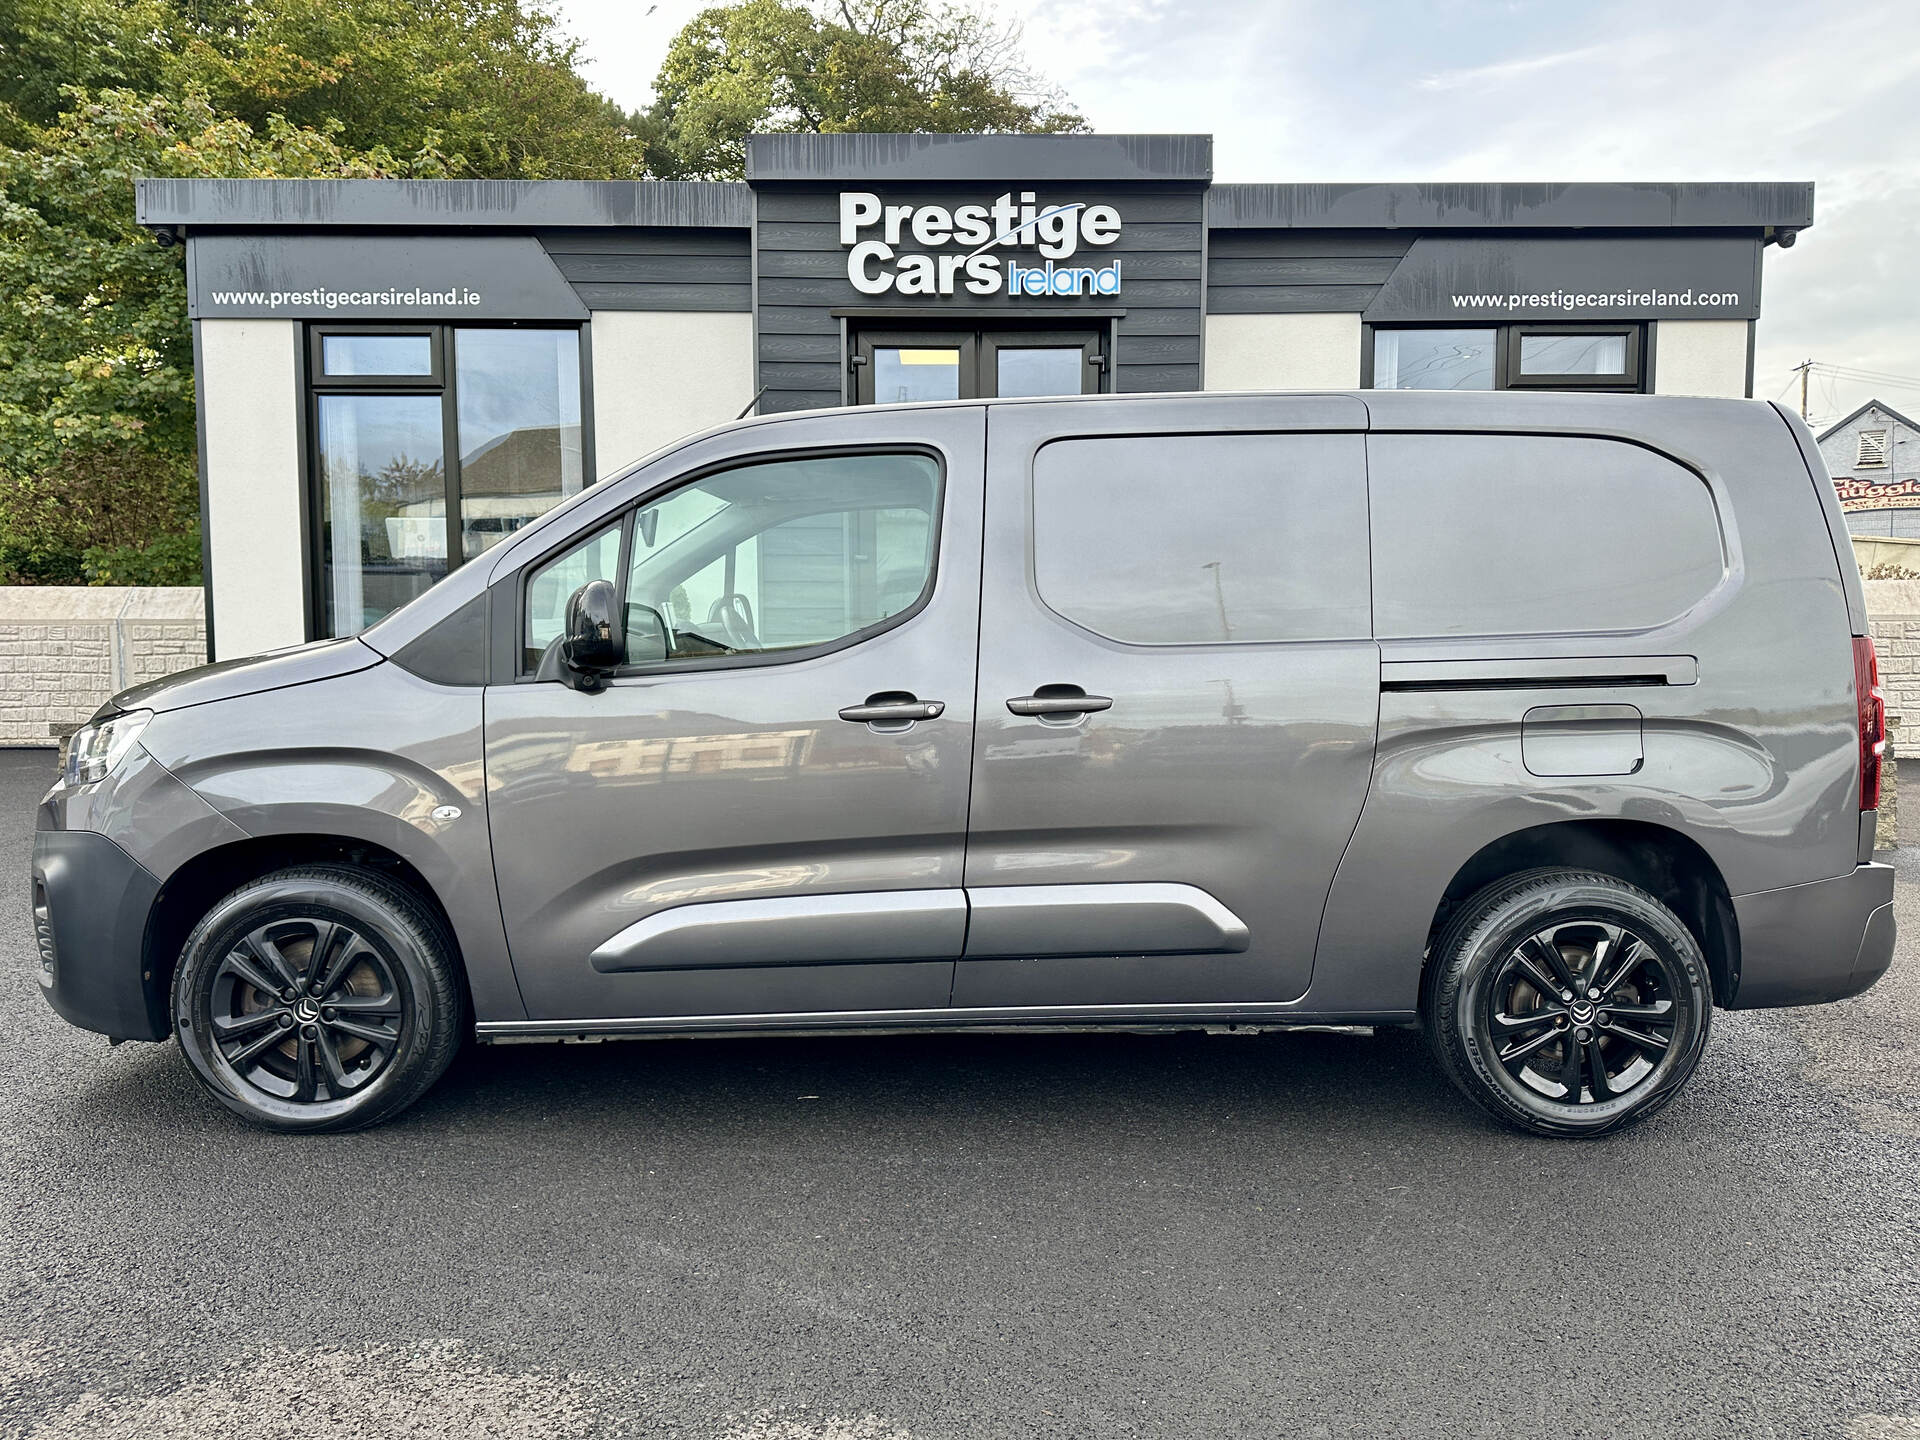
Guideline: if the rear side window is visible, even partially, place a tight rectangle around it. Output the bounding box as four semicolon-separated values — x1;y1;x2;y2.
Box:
1031;433;1370;644
1370;434;1725;639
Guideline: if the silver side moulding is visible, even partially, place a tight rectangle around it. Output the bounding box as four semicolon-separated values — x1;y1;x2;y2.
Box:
591;889;968;973
964;883;1250;957
588;881;1249;974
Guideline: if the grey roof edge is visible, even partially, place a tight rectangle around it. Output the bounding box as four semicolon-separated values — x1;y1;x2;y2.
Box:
1206;182;1815;231
745;133;1212;183
1818;398;1920;443
135;178;754;230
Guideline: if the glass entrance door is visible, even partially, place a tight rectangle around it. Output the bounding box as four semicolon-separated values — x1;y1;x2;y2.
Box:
855;329;1102;405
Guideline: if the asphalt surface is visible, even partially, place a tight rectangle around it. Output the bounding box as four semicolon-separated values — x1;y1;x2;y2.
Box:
3;745;1919;1440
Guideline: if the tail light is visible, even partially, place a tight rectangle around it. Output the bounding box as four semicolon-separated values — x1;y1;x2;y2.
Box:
1855;635;1886;810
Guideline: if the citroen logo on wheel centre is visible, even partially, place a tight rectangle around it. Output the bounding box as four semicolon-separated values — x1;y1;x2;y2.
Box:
294;997;321;1024
1570;1001;1595;1023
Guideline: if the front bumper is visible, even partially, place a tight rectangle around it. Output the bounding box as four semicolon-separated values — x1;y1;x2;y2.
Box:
32;830;167;1041
1729;862;1897;1009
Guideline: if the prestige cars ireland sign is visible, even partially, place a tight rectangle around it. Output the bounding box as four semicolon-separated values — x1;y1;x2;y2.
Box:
839;191;1123;298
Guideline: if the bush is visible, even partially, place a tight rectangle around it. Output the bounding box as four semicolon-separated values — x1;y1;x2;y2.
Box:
0;442;202;586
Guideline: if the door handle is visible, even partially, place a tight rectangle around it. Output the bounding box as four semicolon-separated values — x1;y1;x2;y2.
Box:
1006;686;1113;718
839;695;945;725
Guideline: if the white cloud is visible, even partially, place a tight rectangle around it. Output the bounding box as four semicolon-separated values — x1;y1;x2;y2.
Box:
1416;43;1619;93
551;0;1920;422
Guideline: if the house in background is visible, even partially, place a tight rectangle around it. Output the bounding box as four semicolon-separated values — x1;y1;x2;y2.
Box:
1822;400;1920;573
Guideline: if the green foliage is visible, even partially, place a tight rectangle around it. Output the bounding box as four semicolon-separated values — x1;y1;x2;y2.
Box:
644;0;1085;179
0;0;650;585
0;0;647;178
0;0;1082;584
0;440;202;584
0;86;440;585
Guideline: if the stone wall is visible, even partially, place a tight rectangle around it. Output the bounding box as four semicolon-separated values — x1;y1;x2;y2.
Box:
1865;579;1920;847
0;588;206;746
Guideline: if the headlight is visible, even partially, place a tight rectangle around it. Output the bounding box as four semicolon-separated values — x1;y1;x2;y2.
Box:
62;710;152;788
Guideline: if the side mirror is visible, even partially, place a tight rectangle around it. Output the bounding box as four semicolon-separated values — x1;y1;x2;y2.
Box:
561;579;624;690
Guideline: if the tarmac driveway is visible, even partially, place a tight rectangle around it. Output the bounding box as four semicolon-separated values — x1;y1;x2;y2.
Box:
2;747;1917;1439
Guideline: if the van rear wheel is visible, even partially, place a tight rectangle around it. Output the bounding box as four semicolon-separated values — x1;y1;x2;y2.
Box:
172;865;465;1133
1423;869;1712;1137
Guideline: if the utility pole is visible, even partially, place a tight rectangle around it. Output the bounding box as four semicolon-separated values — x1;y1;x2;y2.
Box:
1793;358;1814;420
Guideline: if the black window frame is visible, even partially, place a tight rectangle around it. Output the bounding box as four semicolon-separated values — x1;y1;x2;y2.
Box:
1505;324;1641;392
509;444;948;683
311;325;445;386
1362;322;1647;394
304;321;591;642
853;324;1105;404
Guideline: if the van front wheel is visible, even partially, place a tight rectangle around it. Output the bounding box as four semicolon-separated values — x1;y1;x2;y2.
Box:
172;865;465;1132
1424;869;1712;1137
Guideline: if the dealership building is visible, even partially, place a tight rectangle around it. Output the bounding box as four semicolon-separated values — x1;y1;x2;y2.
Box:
136;134;1814;660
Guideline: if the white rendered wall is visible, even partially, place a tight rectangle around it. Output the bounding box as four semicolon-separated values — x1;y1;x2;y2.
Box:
198;320;307;660
589;311;757;478
1204;313;1363;391
1652;320;1751;398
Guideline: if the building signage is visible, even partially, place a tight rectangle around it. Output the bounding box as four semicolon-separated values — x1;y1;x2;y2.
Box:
1835;477;1920;512
1363;236;1763;323
184;234;588;320
838;191;1123;298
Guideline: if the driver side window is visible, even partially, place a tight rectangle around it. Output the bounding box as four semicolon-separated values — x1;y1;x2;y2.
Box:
624;452;940;667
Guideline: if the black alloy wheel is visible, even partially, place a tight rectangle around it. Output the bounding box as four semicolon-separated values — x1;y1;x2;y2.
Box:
1478;918;1685;1105
1425;869;1713;1137
206;917;405;1105
173;865;464;1132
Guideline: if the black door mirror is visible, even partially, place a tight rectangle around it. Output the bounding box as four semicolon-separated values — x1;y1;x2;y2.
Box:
561;579;624;689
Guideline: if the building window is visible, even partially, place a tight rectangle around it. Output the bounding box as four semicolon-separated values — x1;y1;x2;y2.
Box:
853;327;1104;404
1369;324;1643;393
1372;329;1496;391
309;325;586;638
1858;430;1890;468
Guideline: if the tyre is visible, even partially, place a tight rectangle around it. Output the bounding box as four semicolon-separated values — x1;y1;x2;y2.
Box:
1424;868;1712;1138
172;864;465;1132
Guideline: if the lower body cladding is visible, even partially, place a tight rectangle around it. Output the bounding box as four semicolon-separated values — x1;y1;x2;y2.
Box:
33;831;167;1041
481;864;1902;1043
1729;861;1897;1007
488;881;1393;1042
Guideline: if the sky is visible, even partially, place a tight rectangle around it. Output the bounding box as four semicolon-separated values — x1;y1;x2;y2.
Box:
555;0;1920;430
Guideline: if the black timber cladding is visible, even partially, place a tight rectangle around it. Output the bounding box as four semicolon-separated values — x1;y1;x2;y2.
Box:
1205;181;1814;232
137;178;753;229
140;165;1819;400
745;133;1213;183
752;184;1205;412
746;136;1212;413
538;229;751;312
1208;231;1413;315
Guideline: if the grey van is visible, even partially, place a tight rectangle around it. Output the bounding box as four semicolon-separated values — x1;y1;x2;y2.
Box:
33;391;1894;1136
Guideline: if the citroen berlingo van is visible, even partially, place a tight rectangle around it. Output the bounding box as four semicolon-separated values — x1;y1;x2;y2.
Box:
34;391;1895;1136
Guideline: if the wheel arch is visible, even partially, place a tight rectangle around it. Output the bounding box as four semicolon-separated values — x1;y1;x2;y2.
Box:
144;834;470;1020
1423;820;1740;1008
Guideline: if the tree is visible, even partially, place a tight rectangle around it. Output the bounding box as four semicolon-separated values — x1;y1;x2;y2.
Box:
0;0;648;584
644;0;1085;180
0;0;648;179
0;0;1084;584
